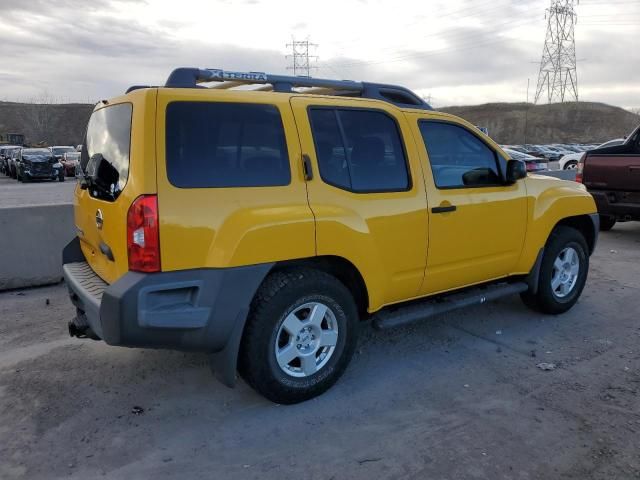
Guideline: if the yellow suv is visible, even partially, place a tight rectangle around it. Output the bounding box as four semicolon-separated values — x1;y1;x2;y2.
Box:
63;68;599;404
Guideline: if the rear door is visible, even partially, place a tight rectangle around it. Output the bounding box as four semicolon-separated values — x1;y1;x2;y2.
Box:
75;90;157;283
154;89;315;271
290;97;429;311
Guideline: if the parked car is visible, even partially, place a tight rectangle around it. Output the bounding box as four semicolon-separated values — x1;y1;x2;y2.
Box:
559;138;625;170
578;128;640;231
523;145;561;161
0;145;20;175
62;67;599;404
503;148;548;172
50;145;77;162
16;148;65;182
61;151;81;177
7;148;21;178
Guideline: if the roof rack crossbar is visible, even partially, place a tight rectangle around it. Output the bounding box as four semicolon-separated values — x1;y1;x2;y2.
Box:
162;67;433;110
166;67;364;92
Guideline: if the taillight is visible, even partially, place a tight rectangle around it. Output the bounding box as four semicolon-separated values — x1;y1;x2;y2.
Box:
575;153;586;183
127;195;160;273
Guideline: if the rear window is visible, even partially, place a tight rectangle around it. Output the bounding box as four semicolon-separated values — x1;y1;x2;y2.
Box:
165;102;291;188
81;103;133;201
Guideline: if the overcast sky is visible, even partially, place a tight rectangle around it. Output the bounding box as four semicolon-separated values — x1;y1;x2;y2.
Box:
0;0;638;108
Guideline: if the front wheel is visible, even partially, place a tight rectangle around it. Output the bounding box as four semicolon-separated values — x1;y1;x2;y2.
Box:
564;160;578;170
239;269;358;404
521;226;589;314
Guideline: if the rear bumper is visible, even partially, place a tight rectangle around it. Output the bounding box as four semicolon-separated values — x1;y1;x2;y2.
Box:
62;237;273;384
590;190;640;220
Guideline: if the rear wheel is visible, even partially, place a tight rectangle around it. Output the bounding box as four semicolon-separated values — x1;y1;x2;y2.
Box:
599;215;616;231
239;268;358;404
521;226;589;314
564;160;578;170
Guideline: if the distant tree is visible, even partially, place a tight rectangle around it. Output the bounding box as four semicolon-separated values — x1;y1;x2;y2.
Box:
17;91;58;145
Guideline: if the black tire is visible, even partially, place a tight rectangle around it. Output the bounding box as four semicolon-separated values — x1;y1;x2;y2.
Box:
58;175;65;182
239;268;359;404
563;160;578;170
521;226;589;315
599;215;616;231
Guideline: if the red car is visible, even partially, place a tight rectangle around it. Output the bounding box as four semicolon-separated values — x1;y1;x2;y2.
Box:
61;151;80;177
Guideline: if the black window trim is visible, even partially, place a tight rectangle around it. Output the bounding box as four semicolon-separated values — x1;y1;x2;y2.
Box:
164;100;292;190
307;105;413;194
418;119;509;191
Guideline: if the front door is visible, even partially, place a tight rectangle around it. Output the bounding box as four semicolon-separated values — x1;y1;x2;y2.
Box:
412;116;528;295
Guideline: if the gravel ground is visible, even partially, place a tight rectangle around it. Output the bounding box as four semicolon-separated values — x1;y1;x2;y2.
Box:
0;223;639;479
0;175;75;207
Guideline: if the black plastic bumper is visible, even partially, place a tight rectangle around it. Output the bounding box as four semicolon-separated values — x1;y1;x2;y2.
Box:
590;191;640;221
62;237;273;385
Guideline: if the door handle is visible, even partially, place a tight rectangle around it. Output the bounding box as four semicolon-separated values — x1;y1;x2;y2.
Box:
431;204;457;214
302;154;313;180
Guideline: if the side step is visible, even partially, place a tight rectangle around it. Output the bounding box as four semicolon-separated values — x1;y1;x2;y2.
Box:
372;282;529;330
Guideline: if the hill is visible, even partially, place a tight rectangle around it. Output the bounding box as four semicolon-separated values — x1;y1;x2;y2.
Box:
440;102;640;145
0;101;93;146
1;100;638;147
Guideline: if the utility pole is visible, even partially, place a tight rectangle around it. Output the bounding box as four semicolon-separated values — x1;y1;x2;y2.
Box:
286;37;318;77
524;78;530;144
534;0;579;104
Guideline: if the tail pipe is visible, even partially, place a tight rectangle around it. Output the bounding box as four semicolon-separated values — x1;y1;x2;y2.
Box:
68;312;100;340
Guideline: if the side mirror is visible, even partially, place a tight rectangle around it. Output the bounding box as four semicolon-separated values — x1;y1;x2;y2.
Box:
506;159;527;184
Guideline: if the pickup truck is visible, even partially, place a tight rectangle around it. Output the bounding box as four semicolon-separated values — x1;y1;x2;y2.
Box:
578;124;640;231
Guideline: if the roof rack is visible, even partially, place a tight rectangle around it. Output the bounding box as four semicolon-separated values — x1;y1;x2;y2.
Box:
155;67;432;110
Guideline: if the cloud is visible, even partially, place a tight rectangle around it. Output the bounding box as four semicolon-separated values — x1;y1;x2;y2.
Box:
0;0;636;109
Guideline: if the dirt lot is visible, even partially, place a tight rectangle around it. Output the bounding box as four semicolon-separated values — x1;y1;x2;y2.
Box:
0;175;75;207
1;224;639;480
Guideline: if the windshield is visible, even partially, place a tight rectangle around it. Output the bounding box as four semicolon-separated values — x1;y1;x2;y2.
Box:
52;147;75;155
23;150;51;160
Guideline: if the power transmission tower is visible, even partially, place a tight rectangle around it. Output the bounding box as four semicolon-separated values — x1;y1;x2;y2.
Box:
534;0;579;104
286;37;318;77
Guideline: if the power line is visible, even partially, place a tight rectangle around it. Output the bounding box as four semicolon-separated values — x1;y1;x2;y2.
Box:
534;0;579;104
285;37;318;77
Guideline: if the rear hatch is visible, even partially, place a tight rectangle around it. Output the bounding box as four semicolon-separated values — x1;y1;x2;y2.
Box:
74;90;157;284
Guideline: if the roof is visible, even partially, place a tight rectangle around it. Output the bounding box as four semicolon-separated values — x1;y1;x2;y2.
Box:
126;67;433;111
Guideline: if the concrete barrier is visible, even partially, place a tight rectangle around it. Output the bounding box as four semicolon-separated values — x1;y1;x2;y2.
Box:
538;170;577;181
0;204;74;291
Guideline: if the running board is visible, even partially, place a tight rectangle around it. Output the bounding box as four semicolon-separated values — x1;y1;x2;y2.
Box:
372;282;529;330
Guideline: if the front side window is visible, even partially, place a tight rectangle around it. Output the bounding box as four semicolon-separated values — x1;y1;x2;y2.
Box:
419;121;502;189
82;103;133;201
309;108;410;192
165;102;291;188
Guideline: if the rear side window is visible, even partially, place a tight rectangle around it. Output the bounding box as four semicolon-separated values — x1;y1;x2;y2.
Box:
81;103;133;201
165;102;291;188
309;108;410;192
419;121;502;189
